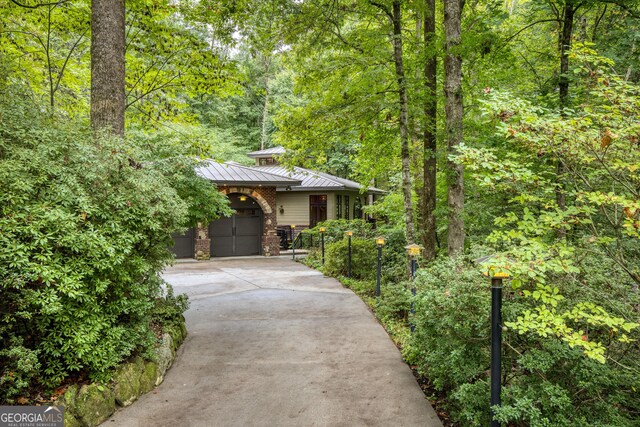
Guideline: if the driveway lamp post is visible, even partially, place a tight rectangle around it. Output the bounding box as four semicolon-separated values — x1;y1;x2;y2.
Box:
405;243;422;332
319;227;326;265
475;255;510;427
291;225;296;260
345;230;353;278
375;236;385;297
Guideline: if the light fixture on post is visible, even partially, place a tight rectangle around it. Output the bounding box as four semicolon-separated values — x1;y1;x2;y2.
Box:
375;236;385;297
319;227;326;265
345;230;353;278
474;254;511;427
405;243;423;332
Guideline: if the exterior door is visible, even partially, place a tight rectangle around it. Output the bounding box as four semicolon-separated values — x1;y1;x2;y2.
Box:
309;195;327;228
209;209;262;257
170;228;195;258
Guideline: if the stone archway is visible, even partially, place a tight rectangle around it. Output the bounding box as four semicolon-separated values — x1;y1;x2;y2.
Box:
220;187;273;214
195;186;280;259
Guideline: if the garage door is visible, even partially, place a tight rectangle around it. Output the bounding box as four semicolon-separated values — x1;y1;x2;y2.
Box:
170;228;195;258
209;209;262;257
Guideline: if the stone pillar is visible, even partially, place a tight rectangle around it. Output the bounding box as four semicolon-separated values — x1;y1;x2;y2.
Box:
194;222;210;260
253;187;280;256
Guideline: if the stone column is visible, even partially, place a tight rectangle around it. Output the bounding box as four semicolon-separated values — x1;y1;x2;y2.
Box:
194;222;210;260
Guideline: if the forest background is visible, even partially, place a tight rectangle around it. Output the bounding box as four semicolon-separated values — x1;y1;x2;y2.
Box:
1;0;640;425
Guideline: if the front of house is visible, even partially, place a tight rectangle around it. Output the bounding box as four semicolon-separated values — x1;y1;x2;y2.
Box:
171;147;384;259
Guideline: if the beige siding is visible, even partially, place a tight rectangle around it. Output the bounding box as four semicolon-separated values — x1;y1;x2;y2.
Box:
275;190;366;227
326;193;336;220
275;192;315;227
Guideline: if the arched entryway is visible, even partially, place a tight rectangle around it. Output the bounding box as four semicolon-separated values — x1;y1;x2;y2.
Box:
209;193;263;257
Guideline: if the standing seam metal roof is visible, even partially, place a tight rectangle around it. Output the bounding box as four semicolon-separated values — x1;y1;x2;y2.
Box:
196;161;302;186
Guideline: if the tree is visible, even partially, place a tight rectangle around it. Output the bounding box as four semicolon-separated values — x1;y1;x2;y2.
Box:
90;0;125;135
444;0;465;257
421;0;437;260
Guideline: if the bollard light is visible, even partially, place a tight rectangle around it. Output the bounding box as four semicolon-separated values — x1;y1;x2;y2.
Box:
345;231;353;278
405;243;423;332
475;254;511;427
319;227;326;265
375;236;385;297
291;225;296;260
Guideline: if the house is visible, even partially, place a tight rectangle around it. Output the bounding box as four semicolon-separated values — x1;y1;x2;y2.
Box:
170;146;384;259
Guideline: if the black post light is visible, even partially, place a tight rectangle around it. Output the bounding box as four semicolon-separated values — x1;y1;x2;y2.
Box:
375;236;385;297
475;255;511;427
319;227;326;265
345;230;353;278
291;225;296;260
405;243;423;332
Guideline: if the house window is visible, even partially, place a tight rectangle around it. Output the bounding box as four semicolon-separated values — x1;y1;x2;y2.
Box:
259;157;276;166
344;195;350;220
354;197;363;219
336;195;342;219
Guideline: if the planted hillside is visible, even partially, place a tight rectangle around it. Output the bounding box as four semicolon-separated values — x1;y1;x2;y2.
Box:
0;91;221;402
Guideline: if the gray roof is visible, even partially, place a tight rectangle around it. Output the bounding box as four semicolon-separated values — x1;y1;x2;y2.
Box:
246;146;286;158
254;165;385;194
196;161;302;186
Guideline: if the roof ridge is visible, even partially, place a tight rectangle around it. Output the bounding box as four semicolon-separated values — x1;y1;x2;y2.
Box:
217;161;296;180
293;166;346;187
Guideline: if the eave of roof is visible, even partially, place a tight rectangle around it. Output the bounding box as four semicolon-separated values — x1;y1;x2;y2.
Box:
246;146;286;158
254;165;386;195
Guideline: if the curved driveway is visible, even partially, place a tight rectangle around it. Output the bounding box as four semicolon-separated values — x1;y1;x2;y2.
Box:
107;257;442;427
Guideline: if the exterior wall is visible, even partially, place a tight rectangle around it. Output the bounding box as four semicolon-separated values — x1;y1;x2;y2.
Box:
275;190;368;228
275;192;312;227
333;191;367;220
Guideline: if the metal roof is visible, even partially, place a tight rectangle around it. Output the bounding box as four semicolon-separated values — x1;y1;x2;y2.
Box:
246;146;286;158
254;165;385;194
196;161;302;186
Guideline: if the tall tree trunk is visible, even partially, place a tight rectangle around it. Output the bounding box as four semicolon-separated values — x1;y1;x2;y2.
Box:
421;0;437;261
391;0;415;245
444;0;465;257
556;2;575;236
91;0;125;137
260;77;270;150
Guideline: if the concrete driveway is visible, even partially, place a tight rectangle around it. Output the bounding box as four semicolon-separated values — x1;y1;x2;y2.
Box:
107;257;442;427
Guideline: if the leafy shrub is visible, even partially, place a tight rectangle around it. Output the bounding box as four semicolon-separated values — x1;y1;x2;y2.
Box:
0;92;203;400
406;256;640;426
323;238;377;280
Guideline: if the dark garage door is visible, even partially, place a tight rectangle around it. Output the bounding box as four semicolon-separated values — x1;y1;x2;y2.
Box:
170;228;195;258
209;209;262;257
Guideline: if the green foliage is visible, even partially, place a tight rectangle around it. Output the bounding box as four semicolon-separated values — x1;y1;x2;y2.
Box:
405;256;640;426
324;238;377;281
0;92;193;400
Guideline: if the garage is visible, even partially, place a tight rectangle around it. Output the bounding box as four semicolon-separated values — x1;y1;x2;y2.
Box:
170;228;195;258
209;193;263;257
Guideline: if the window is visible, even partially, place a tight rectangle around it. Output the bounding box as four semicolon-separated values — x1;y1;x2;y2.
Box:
258;157;276;166
354;197;363;219
344;195;350;220
336;195;342;219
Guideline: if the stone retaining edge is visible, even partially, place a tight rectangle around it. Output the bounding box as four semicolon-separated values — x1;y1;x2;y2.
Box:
54;320;187;427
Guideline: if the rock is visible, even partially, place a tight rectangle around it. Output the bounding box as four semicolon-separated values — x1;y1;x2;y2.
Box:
53;385;80;427
139;361;159;394
155;333;174;384
112;359;144;407
63;411;82;427
74;383;116;427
